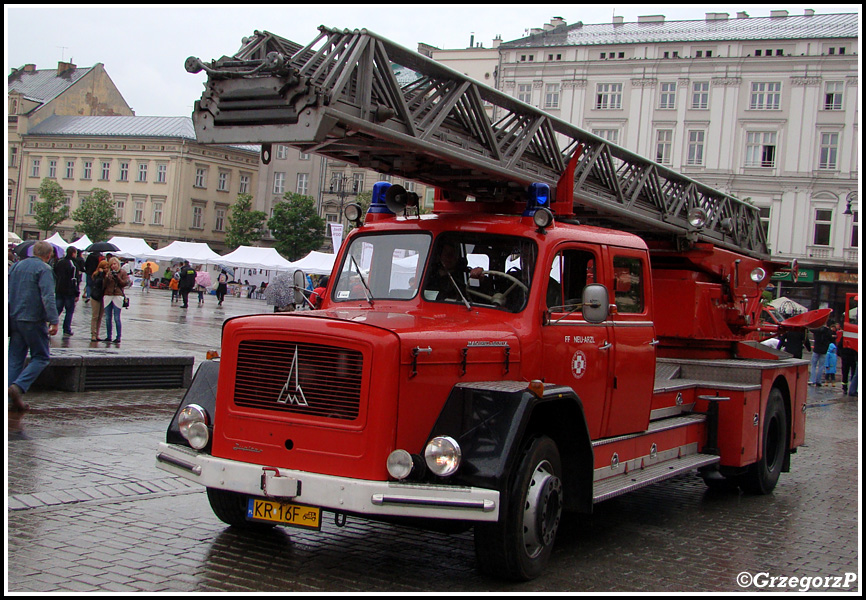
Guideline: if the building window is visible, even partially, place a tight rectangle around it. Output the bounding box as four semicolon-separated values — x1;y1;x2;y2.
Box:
218;171;229;192
101;162;111;181
813;209;833;246
133;201;145;224
83;161;92;180
592;129;619;144
9;146;18;168
749;82;781;110
299;151;310;160
824;82;844;111
819;133;839;170
239;174;250;194
849;212;858;248
30;158;40;178
273;172;285;195
297;173;309;196
687;130;705;166
152;202;164;225
119;162;129;181
517;84;532;104
195;168;207;188
659;82;676;109
745;132;777;168
352;173;365;194
691;82;709;109
544;84;560;109
157;164;167;183
137;163;147;182
655;130;673;165
47;160;57;179
215;208;226;231
27;194;38;215
595;83;623;109
114;198;125;222
759;206;771;242
276;145;288;160
192;205;203;229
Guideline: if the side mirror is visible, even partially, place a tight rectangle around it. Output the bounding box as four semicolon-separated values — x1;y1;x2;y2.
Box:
582;284;610;323
293;269;307;305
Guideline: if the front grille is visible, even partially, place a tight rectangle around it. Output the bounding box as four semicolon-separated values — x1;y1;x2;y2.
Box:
234;340;364;420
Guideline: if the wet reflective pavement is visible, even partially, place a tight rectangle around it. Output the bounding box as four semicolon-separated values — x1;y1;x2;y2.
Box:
5;290;861;592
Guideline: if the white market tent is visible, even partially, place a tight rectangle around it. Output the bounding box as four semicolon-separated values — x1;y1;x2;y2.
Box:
107;236;155;259
212;246;295;272
291;251;337;275
145;241;221;265
69;234;93;250
44;232;69;249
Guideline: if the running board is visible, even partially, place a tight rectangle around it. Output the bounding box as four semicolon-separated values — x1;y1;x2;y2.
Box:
592;453;720;503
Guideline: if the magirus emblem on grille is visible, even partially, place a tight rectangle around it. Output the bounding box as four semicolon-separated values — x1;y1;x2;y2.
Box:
276;346;308;406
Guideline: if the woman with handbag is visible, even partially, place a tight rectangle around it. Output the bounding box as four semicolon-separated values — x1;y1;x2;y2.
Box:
103;257;130;343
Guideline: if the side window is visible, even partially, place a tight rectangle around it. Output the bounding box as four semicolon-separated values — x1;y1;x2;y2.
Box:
547;249;597;313
612;256;644;313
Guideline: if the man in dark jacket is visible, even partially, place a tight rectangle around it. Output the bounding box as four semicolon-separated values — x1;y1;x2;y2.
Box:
809;324;835;386
777;328;811;359
177;260;197;308
54;246;81;336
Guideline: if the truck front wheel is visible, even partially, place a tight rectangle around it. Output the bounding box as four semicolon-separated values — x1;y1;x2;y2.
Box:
740;388;787;494
474;435;563;581
207;487;274;530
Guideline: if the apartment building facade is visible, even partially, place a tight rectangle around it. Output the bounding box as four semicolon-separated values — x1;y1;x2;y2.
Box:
428;10;858;315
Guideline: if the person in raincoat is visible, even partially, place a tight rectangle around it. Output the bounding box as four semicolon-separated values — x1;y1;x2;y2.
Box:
824;341;837;386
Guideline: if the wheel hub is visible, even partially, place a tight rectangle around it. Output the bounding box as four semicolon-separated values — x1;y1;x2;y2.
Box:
523;460;563;557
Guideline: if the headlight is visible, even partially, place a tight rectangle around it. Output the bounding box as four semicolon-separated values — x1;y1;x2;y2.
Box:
178;404;210;450
424;436;461;477
387;449;414;480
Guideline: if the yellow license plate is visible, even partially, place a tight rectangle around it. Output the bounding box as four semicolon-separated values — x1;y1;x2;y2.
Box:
247;498;322;530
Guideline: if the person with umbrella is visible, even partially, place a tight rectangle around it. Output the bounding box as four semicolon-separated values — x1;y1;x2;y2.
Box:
194;267;212;305
215;270;230;307
8;241;60;431
264;272;297;312
140;261;159;294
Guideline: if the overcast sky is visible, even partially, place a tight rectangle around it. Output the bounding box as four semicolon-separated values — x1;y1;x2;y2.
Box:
6;4;861;117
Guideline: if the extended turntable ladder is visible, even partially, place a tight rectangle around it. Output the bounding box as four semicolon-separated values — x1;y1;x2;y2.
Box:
186;26;769;259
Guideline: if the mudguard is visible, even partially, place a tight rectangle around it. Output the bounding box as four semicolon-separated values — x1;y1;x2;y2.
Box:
428;381;595;513
166;360;220;447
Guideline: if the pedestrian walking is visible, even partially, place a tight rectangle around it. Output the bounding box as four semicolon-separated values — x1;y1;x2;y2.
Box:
8;241;60;430
169;267;180;302
90;260;109;341
83;250;102;303
103;256;130;343
54;246;81;336
777;328;811;359
824;341;837;386
809;323;834;386
215;270;229;306
142;263;152;293
194;267;212;305
178;260;197;308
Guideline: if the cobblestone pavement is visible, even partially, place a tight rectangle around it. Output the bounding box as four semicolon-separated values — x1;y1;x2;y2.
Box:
5;290;861;592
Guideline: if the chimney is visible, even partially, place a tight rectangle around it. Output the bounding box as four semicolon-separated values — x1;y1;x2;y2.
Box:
613;16;624;25
770;10;789;18
469;33;474;48
804;9;815;16
736;11;749;19
57;61;76;76
638;15;665;24
705;12;729;21
23;64;37;72
492;35;502;49
530;27;543;35
550;16;566;28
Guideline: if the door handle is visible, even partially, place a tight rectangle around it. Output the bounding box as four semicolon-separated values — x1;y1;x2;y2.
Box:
648;338;660;346
599;341;612;350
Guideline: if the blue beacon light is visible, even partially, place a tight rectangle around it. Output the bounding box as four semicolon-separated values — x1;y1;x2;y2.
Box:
523;183;551;216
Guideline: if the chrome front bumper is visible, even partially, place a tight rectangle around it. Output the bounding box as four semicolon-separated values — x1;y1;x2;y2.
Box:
156;443;500;522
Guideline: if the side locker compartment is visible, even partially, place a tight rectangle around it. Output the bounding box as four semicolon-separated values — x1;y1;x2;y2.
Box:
702;387;761;468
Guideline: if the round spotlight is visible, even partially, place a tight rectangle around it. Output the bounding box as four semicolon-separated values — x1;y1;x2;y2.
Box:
688;207;708;229
424;436;462;477
533;207;554;230
750;267;767;283
344;203;363;224
387;449;414;480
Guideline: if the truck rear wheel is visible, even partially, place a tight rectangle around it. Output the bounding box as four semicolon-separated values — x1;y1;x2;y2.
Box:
740;389;787;494
474;435;563;581
207;487;274;530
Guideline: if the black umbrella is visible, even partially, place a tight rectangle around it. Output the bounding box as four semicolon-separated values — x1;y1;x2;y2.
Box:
85;241;120;253
13;240;64;259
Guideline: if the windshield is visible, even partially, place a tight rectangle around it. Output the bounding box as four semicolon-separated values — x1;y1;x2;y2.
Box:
422;233;537;312
333;233;431;302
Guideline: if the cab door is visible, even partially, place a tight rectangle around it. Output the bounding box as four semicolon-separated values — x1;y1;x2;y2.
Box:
541;244;612;440
599;247;656;437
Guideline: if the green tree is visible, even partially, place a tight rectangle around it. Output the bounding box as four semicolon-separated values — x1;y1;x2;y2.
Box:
34;178;70;235
72;187;120;242
268;193;326;261
225;193;267;250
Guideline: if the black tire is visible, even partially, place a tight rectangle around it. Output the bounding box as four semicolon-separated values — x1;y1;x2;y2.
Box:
474;435;563;581
740;389;787;494
206;487;274;529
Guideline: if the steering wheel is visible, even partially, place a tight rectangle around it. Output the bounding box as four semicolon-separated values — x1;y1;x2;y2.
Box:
466;270;529;306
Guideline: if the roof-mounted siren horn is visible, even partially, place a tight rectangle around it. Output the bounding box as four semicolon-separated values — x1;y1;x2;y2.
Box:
384;184;420;216
524;183;555;233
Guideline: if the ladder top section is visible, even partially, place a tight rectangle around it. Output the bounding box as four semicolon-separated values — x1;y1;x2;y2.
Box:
186;26;769;259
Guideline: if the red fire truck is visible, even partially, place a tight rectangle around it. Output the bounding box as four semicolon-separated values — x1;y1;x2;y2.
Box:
157;27;814;580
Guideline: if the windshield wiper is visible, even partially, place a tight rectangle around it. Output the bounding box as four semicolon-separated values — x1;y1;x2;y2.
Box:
350;255;374;306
